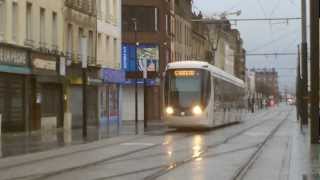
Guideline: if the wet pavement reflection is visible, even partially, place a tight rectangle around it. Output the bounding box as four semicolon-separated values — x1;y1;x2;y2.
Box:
0;122;164;158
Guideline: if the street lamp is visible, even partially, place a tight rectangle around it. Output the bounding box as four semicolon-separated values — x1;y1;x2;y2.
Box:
80;36;88;138
132;18;139;135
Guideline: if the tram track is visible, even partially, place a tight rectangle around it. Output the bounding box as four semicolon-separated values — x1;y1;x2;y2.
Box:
90;144;262;180
230;109;291;180
97;109;280;166
32;109;284;180
0;109;270;173
5;132;200;180
2;109;282;180
142;110;290;180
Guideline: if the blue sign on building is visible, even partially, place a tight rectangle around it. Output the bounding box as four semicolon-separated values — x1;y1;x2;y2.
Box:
121;43;160;86
121;43;159;72
102;68;126;84
121;44;137;72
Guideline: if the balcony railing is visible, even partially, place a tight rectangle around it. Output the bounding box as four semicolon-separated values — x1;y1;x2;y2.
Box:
65;0;96;16
24;39;34;48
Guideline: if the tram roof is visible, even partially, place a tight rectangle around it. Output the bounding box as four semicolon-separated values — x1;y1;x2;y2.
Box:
166;61;245;88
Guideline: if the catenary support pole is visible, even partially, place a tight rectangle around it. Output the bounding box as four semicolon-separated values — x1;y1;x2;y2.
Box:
133;18;139;135
309;0;319;144
301;0;308;126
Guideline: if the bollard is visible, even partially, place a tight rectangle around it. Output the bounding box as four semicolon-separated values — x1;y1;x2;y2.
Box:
63;112;72;144
0;114;2;137
0;114;2;157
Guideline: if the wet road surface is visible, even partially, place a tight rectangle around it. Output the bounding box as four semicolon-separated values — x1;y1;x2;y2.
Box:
0;105;318;180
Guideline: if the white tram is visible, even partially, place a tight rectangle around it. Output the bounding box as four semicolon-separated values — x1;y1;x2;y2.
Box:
163;61;246;128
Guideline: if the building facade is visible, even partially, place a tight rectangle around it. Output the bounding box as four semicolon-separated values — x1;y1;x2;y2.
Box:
63;0;98;129
0;0;66;133
207;20;246;80
96;0;123;127
121;0;171;122
252;68;280;102
191;12;211;61
174;0;192;61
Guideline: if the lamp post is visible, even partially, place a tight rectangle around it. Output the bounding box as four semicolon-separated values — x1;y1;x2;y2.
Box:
300;0;308;126
132;18;139;135
80;36;88;138
309;0;319;144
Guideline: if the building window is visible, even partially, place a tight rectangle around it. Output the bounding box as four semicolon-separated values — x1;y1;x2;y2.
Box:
155;8;158;31
97;33;101;61
105;0;110;20
106;36;110;60
12;2;18;42
122;6;159;32
112;0;117;22
52;12;58;49
88;30;93;60
0;0;5;41
26;3;32;41
97;0;101;18
67;24;73;59
165;14;169;34
113;38;117;62
40;8;46;47
78;28;84;62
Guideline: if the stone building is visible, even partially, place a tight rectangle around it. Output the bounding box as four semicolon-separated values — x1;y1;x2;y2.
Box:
96;0;123;127
63;0;98;129
207;19;246;80
173;0;192;61
252;68;280;101
0;0;66;132
191;12;211;61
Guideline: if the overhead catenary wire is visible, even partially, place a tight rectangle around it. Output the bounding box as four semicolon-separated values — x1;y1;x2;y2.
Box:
247;27;299;52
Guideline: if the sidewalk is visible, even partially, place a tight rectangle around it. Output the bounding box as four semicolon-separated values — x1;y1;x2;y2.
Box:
243;108;320;180
0;120;165;158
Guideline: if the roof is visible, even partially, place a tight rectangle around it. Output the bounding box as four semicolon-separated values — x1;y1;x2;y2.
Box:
166;61;245;88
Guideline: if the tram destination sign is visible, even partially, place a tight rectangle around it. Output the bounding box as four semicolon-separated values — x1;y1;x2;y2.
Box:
174;70;197;77
0;46;28;66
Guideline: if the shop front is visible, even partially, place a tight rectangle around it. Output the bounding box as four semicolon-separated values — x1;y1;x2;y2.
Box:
100;68;125;128
0;44;31;133
67;64;101;129
30;52;65;131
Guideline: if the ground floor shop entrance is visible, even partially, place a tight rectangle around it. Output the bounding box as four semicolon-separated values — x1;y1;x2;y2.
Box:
40;83;63;128
0;74;26;132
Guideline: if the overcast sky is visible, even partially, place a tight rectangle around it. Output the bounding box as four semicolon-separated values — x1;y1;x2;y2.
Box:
194;0;302;93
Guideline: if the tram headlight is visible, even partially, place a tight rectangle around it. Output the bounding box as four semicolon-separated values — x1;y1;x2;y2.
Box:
166;107;174;115
192;105;202;115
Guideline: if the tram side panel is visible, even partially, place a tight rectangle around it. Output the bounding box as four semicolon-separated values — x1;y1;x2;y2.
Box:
212;77;244;127
212;77;224;127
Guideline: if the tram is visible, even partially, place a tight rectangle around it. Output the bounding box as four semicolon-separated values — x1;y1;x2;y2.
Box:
163;61;246;128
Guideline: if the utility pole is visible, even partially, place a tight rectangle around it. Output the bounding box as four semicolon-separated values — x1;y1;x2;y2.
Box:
301;0;308;126
296;45;301;122
81;36;88;138
132;18;139;135
309;0;319;144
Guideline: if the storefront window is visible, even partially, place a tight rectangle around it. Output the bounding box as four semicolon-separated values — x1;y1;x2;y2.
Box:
108;85;119;123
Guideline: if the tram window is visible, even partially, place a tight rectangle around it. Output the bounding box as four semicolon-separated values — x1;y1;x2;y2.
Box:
201;71;211;106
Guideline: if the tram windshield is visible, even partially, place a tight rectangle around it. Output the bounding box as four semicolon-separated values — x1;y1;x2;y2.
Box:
165;69;210;109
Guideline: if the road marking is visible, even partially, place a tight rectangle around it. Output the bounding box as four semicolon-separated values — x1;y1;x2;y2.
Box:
120;142;155;146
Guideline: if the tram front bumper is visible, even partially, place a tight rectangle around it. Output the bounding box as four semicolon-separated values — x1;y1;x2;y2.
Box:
164;115;211;128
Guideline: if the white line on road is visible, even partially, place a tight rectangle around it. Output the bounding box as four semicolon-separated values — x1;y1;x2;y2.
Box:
120;143;155;146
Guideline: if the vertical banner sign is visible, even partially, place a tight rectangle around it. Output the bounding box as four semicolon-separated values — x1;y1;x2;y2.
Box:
81;37;88;68
122;45;128;70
